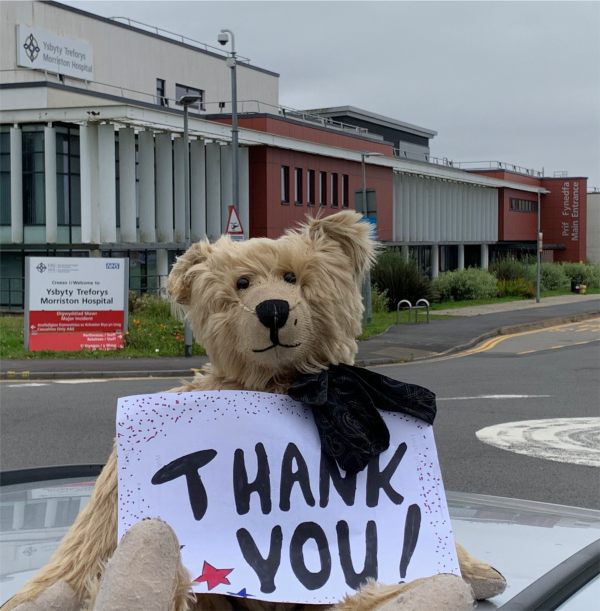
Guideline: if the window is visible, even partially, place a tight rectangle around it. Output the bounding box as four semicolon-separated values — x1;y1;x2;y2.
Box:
56;125;81;226
281;166;290;203
355;188;376;220
0;127;10;225
510;198;537;213
319;171;327;206
307;170;315;206
22;126;45;225
156;78;168;106
342;174;349;208
294;168;303;204
331;172;339;207
175;84;205;110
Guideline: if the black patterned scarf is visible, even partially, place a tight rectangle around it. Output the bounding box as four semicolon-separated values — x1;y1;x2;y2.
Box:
288;364;436;475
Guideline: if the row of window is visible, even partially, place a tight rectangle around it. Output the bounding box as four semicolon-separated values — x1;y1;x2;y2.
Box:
1;125;82;227
281;166;350;207
156;78;206;110
510;198;538;213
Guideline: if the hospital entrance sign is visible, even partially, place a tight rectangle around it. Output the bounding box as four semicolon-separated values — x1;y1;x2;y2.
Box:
25;257;128;351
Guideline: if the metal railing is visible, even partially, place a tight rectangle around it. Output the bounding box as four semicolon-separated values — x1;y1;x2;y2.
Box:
396;299;430;324
109;17;251;62
424;157;545;178
452;160;544;178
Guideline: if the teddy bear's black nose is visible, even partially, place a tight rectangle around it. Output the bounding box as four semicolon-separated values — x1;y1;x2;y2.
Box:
256;299;289;330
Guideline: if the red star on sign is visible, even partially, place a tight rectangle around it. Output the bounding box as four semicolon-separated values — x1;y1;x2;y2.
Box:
193;561;233;590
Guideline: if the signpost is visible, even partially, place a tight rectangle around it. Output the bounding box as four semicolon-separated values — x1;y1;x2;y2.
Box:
25;257;128;351
225;205;245;241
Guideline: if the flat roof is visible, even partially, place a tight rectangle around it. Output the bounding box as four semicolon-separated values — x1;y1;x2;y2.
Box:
304;105;438;139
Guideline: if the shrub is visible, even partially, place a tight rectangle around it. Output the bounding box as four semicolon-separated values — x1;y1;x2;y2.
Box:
128;292;171;318
371;286;389;314
371;251;433;310
537;263;569;291
490;257;528;281
433;268;498;301
497;278;535;298
560;262;600;289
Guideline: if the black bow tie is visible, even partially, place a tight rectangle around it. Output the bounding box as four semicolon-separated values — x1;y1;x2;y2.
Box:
288;364;436;475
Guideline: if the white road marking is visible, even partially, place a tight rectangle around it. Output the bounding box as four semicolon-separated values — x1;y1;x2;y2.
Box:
439;394;551;401
476;417;600;467
4;382;49;388
53;379;109;384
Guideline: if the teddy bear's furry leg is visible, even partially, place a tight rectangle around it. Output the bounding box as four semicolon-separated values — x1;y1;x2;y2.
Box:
90;518;192;611
10;580;80;611
456;542;506;600
4;446;192;611
333;575;473;611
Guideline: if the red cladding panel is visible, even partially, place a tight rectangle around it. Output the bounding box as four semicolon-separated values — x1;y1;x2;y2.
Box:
541;178;587;262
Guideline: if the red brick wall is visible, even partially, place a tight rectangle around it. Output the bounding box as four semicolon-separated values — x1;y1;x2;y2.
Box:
249;146;393;240
499;188;539;241
213;115;393;155
475;169;543;188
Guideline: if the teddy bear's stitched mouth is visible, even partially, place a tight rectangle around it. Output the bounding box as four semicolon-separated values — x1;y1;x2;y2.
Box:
252;341;301;353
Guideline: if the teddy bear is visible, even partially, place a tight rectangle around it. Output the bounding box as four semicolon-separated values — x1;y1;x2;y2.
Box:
6;211;505;611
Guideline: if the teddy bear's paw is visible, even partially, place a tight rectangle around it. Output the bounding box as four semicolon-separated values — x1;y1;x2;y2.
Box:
333;575;474;611
456;543;506;600
91;518;192;611
461;565;506;602
11;580;80;611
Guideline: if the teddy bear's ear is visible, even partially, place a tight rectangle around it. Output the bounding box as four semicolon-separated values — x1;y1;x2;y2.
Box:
307;210;377;275
166;240;213;305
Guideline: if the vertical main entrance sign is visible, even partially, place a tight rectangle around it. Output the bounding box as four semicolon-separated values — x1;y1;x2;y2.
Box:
25;257;128;351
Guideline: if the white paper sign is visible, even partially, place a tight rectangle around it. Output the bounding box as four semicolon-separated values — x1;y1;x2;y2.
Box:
117;391;459;604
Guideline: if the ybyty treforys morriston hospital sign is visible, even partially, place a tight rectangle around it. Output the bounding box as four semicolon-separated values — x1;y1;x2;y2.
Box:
25;257;128;351
17;25;94;80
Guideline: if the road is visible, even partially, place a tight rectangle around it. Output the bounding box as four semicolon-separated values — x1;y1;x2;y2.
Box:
1;320;598;508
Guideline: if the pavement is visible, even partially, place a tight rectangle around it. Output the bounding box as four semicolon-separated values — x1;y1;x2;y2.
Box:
1;294;598;381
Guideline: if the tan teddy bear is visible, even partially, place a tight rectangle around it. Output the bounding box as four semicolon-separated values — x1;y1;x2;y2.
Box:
7;211;504;611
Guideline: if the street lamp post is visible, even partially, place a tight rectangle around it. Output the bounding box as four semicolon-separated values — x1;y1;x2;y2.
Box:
179;94;203;356
218;29;239;210
536;190;542;303
360;152;384;325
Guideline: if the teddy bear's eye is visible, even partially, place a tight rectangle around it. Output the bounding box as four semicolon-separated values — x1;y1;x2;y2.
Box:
283;272;296;284
236;276;250;290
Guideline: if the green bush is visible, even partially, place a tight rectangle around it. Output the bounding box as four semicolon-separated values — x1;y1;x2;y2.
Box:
490;257;528;281
560;263;600;289
537;263;569;291
433;268;498;301
371;286;390;314
371;251;433;310
128;291;171;317
497;278;535;298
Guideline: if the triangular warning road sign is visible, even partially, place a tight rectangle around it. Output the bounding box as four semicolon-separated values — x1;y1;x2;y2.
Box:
225;205;244;236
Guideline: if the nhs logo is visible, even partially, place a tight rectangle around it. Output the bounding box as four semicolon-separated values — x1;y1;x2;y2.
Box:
106;262;120;270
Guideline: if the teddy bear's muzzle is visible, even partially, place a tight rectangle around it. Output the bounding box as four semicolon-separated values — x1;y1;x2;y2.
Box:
253;298;301;352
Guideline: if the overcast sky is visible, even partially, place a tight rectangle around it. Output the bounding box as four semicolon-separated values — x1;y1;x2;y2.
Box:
64;1;600;188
